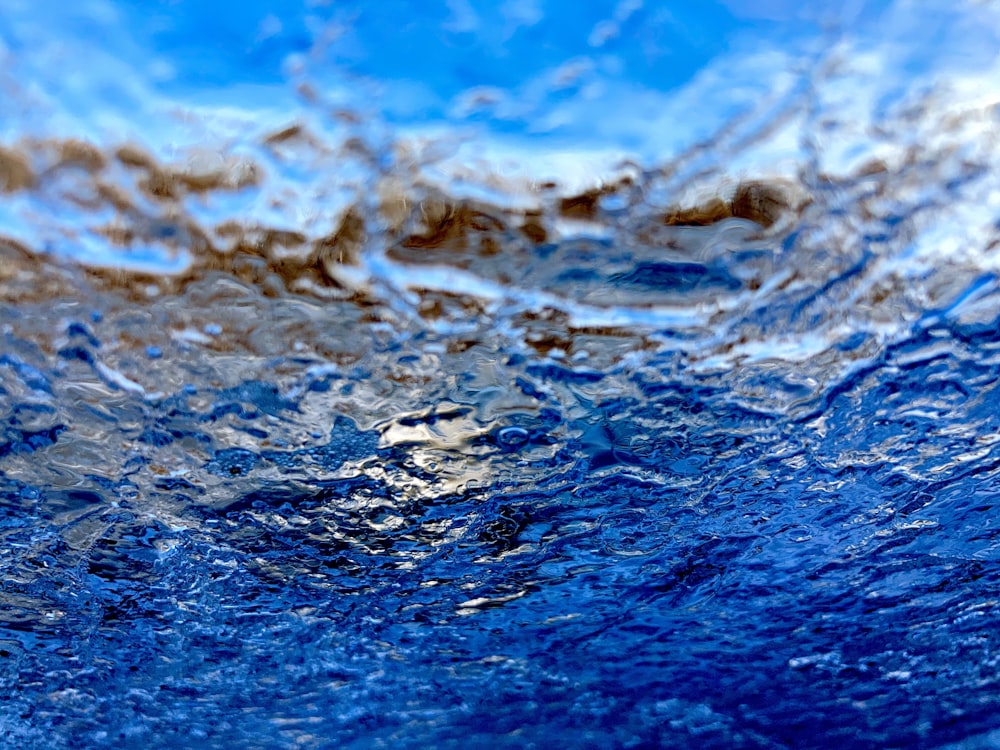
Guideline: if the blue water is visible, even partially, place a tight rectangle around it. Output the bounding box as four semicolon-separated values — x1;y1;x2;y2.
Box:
2;2;1000;748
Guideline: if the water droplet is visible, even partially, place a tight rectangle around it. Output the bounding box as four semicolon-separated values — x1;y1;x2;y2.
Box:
497;426;530;448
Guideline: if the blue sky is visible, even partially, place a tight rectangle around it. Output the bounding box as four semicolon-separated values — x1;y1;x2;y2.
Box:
2;0;893;141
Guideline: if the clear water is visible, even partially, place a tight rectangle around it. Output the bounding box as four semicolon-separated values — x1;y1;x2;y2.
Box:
2;2;1000;748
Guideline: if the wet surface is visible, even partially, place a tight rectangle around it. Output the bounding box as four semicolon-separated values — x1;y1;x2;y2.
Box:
3;1;1000;748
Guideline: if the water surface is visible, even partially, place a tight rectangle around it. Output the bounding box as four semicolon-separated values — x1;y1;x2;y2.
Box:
2;2;1000;748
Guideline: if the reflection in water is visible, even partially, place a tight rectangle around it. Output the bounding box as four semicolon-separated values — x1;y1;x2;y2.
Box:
3;3;1000;748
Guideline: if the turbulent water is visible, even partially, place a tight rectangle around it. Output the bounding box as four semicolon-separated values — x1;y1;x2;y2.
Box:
3;2;1000;748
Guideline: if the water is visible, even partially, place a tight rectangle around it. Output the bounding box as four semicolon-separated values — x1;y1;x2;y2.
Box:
2;1;1000;748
